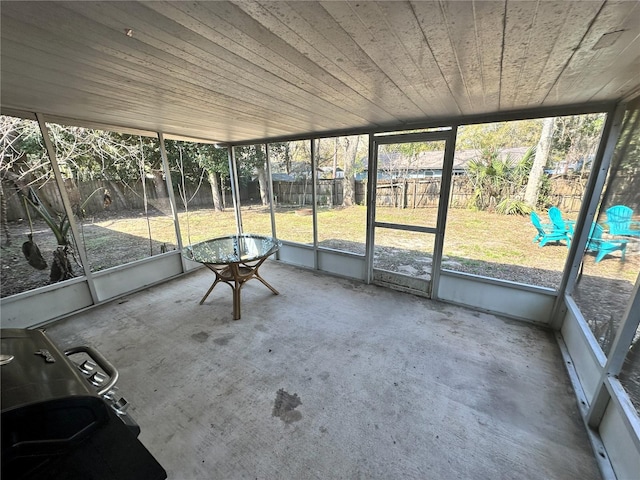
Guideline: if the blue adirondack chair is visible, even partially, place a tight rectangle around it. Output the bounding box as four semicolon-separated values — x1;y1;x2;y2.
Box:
605;205;640;237
548;206;574;234
530;211;571;247
586;223;627;262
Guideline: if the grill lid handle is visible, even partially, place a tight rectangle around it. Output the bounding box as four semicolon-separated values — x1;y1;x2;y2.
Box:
65;345;119;396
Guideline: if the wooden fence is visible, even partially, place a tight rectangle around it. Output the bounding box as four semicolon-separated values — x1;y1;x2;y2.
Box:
266;179;354;206
2;178;233;221
3;174;637;222
375;175;597;213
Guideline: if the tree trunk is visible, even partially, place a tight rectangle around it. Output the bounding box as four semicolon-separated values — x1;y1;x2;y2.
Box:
256;164;269;206
525;117;555;207
150;171;167;198
342;175;355;207
341;136;360;207
402;179;408;209
208;172;224;211
147;172;170;214
107;181;128;210
333;137;338;179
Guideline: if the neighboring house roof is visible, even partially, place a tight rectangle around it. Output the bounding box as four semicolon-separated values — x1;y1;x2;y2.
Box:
317;167;344;179
271;173;296;182
375;147;531;171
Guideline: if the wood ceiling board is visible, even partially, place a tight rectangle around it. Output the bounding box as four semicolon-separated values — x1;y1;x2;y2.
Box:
319;1;442;119
499;0;546;110
510;1;605;108
2;1;640;144
0;6;244;109
44;3;363;130
435;0;503;113
0;38;236;119
1;3;361;140
336;0;455;116
0;76;241;139
65;1;371;128
234;1;413;122
585;38;640;102
0;47;309;142
287;0;431;118
371;0;458;116
457;0;505;112
137;1;333;110
545;0;640;104
1;84;171;133
0;52;296;143
160;1;388;124
575;30;640;102
408;0;469;116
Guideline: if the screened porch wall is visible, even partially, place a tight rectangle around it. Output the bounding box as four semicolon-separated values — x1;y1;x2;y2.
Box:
1;103;639;480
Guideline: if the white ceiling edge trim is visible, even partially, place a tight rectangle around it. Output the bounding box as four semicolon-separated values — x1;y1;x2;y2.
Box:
0;107;222;144
1;100;621;147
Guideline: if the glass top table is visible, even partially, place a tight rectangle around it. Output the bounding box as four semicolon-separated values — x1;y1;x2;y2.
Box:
183;234;282;320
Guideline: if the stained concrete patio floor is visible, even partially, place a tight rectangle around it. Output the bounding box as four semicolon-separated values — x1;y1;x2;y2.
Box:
46;261;601;480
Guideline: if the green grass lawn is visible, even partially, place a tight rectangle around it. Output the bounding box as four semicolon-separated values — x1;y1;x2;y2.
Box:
89;206;639;281
146;204;638;286
3;204;637;297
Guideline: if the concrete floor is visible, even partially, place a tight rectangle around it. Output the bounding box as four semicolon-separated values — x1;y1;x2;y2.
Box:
46;261;601;480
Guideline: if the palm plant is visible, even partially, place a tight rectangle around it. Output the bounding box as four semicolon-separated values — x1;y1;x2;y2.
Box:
21;186;103;281
466;147;535;215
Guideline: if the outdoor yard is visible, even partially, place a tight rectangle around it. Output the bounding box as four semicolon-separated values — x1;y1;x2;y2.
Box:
1;205;638;331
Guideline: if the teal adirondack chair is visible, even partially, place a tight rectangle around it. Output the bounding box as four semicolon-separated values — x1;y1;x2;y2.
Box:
586;223;627;262
530;211;571;247
548;207;574;234
605;205;640;237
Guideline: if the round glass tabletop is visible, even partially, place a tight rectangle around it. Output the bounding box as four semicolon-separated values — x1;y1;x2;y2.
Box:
183;234;281;264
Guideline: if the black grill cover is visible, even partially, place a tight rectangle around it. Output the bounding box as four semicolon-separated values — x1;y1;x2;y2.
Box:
1;329;166;480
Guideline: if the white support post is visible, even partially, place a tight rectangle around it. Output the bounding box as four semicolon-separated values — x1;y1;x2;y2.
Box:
365;133;376;284
311;139;319;270
229;146;242;236
157;133;186;271
550;104;625;329
36;113;98;303
431;126;458;300
265;143;277;241
587;275;640;428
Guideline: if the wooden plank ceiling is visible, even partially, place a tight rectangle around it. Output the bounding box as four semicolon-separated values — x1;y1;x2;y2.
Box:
1;1;639;144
